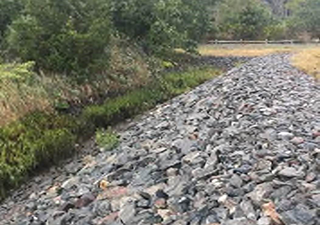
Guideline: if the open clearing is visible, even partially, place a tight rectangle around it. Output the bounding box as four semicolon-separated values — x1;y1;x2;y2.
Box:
199;44;320;79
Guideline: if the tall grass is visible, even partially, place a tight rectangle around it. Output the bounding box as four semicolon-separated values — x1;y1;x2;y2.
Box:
0;63;51;126
0;40;154;126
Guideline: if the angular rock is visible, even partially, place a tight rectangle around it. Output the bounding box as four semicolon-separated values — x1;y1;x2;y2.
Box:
278;167;305;178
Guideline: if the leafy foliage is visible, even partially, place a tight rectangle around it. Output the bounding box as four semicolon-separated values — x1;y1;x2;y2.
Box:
214;0;276;40
0;112;76;197
110;0;213;55
1;0;216;75
288;0;320;39
0;0;22;44
7;0;112;76
0;61;35;81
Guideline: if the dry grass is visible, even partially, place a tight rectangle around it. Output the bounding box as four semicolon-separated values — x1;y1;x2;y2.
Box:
0;79;51;126
199;44;318;57
0;63;51;126
0;41;154;127
199;44;320;80
0;71;74;126
199;44;294;57
292;48;320;80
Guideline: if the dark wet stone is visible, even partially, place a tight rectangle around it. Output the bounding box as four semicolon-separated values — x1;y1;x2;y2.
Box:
92;200;111;217
60;202;75;212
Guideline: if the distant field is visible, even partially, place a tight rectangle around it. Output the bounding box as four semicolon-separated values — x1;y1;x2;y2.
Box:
199;44;320;79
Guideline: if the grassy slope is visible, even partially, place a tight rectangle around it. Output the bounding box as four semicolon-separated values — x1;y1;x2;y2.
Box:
0;40;153;127
0;65;221;200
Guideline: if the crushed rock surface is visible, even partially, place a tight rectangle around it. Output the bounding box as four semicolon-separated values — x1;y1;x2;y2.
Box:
0;54;319;225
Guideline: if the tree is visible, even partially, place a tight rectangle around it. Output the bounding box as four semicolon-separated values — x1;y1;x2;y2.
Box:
110;0;214;54
288;0;320;39
213;0;274;39
7;0;112;76
0;0;23;44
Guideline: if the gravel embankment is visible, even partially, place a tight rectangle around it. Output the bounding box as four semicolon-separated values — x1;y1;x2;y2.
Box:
0;54;319;225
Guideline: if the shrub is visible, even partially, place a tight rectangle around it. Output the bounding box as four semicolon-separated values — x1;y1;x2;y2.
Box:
0;0;23;44
0;62;51;125
0;112;77;198
110;0;213;55
82;67;220;128
264;21;288;40
214;0;275;40
7;0;112;76
287;0;320;39
163;68;220;95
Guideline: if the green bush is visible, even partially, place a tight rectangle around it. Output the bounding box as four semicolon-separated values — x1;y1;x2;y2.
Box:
2;0;214;75
214;0;275;40
82;67;219;128
264;21;288;40
0;0;22;44
0;112;77;198
82;85;165;128
287;0;320;39
110;0;213;55
0;61;35;81
7;0;112;76
163;68;219;94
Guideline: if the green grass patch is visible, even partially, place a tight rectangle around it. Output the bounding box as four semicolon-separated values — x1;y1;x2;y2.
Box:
0;67;221;200
95;128;119;151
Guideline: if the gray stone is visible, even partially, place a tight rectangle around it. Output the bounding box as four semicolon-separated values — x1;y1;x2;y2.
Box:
278;167;305;178
229;174;243;188
119;200;137;224
222;217;256;225
280;204;316;225
61;177;80;190
248;183;273;206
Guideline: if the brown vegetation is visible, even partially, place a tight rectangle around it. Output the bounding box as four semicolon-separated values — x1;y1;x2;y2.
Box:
199;44;320;80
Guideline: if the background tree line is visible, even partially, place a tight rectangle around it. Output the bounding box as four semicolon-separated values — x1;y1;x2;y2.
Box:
0;0;215;76
0;0;320;76
210;0;320;41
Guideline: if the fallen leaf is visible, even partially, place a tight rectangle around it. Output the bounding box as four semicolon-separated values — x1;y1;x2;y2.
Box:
99;179;109;190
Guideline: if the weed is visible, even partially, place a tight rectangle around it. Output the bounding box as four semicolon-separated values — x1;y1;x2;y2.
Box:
95;128;119;151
